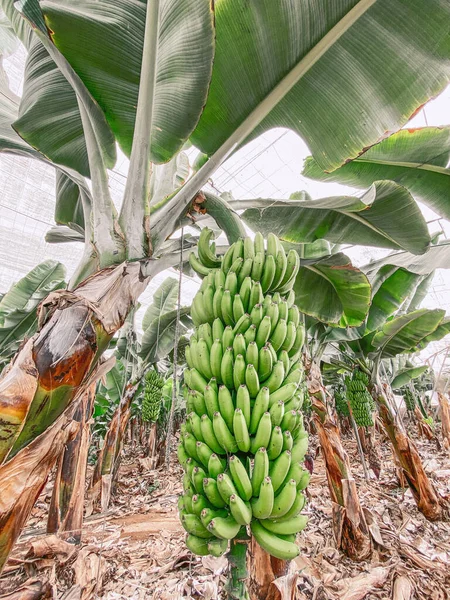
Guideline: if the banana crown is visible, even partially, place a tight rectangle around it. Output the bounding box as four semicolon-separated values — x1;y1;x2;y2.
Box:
180;231;308;560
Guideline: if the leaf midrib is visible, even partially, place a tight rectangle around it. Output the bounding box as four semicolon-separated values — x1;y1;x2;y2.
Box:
352;157;450;176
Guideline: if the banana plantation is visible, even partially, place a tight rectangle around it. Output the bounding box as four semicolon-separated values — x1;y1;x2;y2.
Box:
1;0;450;598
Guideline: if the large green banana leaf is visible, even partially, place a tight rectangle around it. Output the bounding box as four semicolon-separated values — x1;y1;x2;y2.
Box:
391;366;428;390
293;253;371;327
372;309;446;358
142;277;179;331
363;243;450;276
139;307;191;365
0;261;66;365
13;0;214;170
303;127;450;219
240;181;430;254
191;0;450;172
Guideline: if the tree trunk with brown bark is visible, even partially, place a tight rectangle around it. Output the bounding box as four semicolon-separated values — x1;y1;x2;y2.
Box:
248;538;297;600
47;382;96;541
376;390;445;521
0;262;149;574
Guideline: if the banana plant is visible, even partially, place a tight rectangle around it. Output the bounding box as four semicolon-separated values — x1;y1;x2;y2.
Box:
0;0;449;578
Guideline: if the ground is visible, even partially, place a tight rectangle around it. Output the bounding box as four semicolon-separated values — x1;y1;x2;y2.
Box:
1;424;450;600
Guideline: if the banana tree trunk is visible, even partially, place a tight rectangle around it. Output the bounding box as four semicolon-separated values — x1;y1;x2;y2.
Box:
0;262;149;574
438;393;450;450
147;422;158;467
305;360;372;561
47;382;96;541
88;388;135;513
248;538;296;600
376;391;445;520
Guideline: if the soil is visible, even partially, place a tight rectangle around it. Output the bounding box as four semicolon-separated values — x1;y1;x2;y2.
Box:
1;421;450;600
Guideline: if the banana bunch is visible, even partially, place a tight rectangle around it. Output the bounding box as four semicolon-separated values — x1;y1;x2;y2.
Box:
142;370;164;423
179;230;309;560
402;388;416;412
345;370;374;428
334;385;350;418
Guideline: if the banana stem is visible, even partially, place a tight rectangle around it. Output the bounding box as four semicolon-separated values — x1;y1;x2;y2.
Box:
226;529;250;600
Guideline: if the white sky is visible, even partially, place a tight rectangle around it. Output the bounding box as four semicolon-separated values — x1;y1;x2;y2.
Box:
1;44;450;373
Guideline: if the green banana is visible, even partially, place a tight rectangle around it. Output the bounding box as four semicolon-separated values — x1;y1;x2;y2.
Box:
270;319;287;352
258;346;273;382
251;251;265;281
212;317;224;341
208;453;226;478
221;245;235;273
200;507;228;527
249;387;270;434
217;472;238;504
269;400;285;427
197;338;213;380
269;382;298;407
266;302;279;334
272;248;287;290
215;269;226;289
249;281;264;311
260;515;308;536
256;316;272;349
204;385;220;419
221;290;234;326
198;228;222;268
270;479;297;518
229;494;252;525
189;252;211;277
221;347;234;389
243;236;255;260
267;426;284;460
281;410;297;432
200;416;224;456
225;271;238;296
192;466;207;495
251;303;264;328
177;443;189;467
282;430;293;451
277;490;306;521
252;447;269;496
254;232;265;255
209;341;223;383
238;259;253;288
232;239;244;262
288;325;305;358
278;300;288;322
190;390;207;417
183;432;199;460
250;521;299;560
198;323;213;350
264;361;285;393
185;534;210;556
229;256;244;276
239;276;252;311
196;441;213;468
218;385;235;432
269;450;291;493
181;513;211;539
236;385;251;427
222;326;234;349
233;407;251;452
203;477;227;508
233;294;245;322
185;345;193;369
208;537;229;557
291;434;308;462
213;286;224;320
280;320;296;353
233;313;252;335
190;369;208;394
246;342;259;372
213;412;238;453
191;494;212;516
266;233;279;260
207;515;241;540
244;324;257;345
261;254;276;293
251;476;274;519
203;286;215;323
245;363;260;397
250;412;272;453
229;454;253;501
288;305;300;327
233;354;246;390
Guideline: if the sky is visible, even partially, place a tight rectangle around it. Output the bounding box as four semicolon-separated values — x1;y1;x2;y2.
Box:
1;43;450;374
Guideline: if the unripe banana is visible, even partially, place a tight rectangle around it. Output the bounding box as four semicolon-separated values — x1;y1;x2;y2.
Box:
269;450;292;494
250;521;299;560
190;369;208;394
284;364;303;386
208;537;229;557
263;294;272;311
245;341;259;372
278;299;288;322
260;515;308;536
221;290;234;326
254;232;265;255
251;304;264;328
213;412;238;453
218;385;235;432
239;276;252;310
267;426;284;460
233;313;252;335
244;324;257;345
222;326;234;349
208;515;241;540
291;434;309;463
233;332;246;357
217;472;238;504
192;466;207;495
197;338;213;380
264;361;285;393
261;254;276;293
269;400;285;427
224;271;238;296
204;385;220;419
185;345;194;369
232;239;244;262
191;494;213;516
258;346;273;382
282;430;293;452
238;259;253;288
297;470;311;491
196;441;213;468
212;318;224;341
243;236;255;261
233;294;245;322
189;252;211;277
213;286;224;320
198;228;222;268
233;407;251;452
200;507;228;527
221;245;235;273
278;249;300;289
288;325;305;358
288;305;300;327
229;256;244;276
251;476;274;519
256;316;272;349
271;248;288;290
208;453;226;478
229;455;253;501
203;477;227;508
266;302;279;334
229;494;252;525
281;409;298;432
177;443;189;467
215;269;226;289
236;384;251;427
250;412;272;454
277;490;306;521
269;382;298;407
190;389;207;417
245;364;260;397
270;319;288;352
203;286;215;323
185;457;199;480
183;431;199;460
251;251;265;281
280;320;296;353
185;533;210;556
249;281;264;309
233;354;246;390
251;446;269;496
250;387;270;434
266;233;279;260
267;342;278;365
270;479;297;518
200;414;225;455
181;513;211;539
183;473;195;495
221;347;234;389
